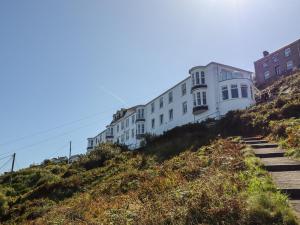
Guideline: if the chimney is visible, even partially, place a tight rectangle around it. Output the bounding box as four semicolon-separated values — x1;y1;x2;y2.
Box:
263;51;269;57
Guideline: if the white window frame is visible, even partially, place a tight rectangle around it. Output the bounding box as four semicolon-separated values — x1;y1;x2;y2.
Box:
182;101;187;115
181;83;187;96
201;71;205;84
159;97;164;108
285;48;291;57
169;109;173;121
231;84;239;98
151;102;155;113
287;60;293;70
151;118;155;129
222;86;229;100
160;114;164;125
264;71;270;80
241;84;248;98
168;91;173;104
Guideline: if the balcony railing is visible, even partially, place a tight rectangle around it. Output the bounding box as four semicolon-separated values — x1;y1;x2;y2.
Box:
135;116;145;122
106;134;114;139
193;105;208;115
191;84;207;92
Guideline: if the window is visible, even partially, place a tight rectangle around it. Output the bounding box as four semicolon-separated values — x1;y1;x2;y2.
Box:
231;84;239;98
263;62;268;68
193;93;196;106
272;55;279;63
169;109;173;121
126;131;129;140
151;102;155;113
220;69;233;81
201;71;205;84
131;129;135;138
137;124;145;134
121;134;125;143
132;115;135;124
182;101;187;114
181;83;187;96
202;92;207;105
151;118;155;129
160;114;164;125
121;121;124;130
285;48;291;57
137;108;144;119
287;60;293;70
168;91;173;103
222;86;229;100
197;92;201;105
117;125;119;133
126;118;129;128
192;74;195;86
159;97;164;108
241;84;248;98
275;66;281;75
264;71;270;80
195;72;200;84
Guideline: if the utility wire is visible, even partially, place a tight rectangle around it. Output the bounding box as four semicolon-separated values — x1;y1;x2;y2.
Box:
0;120;100;156
0;155;12;161
0;108;115;147
0;158;12;171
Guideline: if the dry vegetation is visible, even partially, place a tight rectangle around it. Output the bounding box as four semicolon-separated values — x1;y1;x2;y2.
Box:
0;72;299;224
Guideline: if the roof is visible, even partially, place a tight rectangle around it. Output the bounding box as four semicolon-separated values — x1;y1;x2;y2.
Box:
189;62;253;74
254;38;300;64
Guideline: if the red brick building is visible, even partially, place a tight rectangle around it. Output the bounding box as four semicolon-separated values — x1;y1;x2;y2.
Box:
254;39;300;88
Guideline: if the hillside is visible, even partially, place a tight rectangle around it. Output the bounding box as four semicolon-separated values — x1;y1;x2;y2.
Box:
0;72;299;225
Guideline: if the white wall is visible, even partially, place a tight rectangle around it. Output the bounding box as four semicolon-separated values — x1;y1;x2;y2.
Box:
87;62;255;151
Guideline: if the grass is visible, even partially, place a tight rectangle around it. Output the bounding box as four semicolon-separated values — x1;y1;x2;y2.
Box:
0;72;299;224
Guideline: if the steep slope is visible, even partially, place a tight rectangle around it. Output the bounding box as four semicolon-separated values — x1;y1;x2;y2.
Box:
0;72;299;225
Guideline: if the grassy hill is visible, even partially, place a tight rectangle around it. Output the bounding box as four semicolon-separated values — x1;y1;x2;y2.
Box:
0;72;299;225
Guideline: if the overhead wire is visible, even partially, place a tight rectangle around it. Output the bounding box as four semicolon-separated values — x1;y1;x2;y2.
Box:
0;107;116;148
0;157;12;171
0;120;101;157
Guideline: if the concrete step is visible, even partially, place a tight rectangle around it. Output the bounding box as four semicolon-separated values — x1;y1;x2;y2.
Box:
290;200;300;221
251;143;279;149
261;157;300;172
254;148;285;158
271;171;300;199
244;140;269;145
242;136;263;141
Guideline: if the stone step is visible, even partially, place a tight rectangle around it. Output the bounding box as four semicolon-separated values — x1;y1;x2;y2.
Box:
271;171;300;199
261;157;300;172
251;143;279;149
254;148;285;158
290;200;300;221
244;140;269;145
242;136;263;141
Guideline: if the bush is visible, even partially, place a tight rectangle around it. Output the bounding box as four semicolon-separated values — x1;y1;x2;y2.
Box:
0;192;8;217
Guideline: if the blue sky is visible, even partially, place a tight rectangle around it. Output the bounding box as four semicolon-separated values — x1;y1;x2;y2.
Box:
0;0;299;172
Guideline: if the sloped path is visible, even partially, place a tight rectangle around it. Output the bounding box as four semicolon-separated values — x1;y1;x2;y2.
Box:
243;137;300;220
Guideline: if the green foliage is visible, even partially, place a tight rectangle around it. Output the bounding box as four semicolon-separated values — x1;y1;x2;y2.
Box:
0;191;8;217
0;72;299;224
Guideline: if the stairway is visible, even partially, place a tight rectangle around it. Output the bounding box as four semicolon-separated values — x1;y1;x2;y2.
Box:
243;136;300;220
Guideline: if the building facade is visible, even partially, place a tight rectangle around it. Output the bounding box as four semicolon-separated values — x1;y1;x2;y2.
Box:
87;62;255;151
254;39;300;88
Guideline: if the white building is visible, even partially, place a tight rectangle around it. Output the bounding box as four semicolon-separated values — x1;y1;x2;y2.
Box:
87;62;255;151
